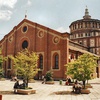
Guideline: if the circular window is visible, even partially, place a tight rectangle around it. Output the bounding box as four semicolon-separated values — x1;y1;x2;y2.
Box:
22;40;28;49
9;36;13;42
39;31;43;37
53;37;59;44
38;30;44;38
23;26;27;32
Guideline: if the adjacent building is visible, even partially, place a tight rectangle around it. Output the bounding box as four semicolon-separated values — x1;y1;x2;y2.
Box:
70;7;100;56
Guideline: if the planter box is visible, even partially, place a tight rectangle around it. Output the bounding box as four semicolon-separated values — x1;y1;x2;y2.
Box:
85;85;92;88
16;89;36;95
45;81;54;84
82;85;92;89
0;78;5;81
81;89;90;94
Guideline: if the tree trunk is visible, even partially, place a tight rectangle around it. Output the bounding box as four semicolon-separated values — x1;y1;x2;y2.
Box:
26;78;28;87
83;80;85;89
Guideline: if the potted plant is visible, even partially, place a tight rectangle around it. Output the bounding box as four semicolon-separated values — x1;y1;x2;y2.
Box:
45;70;54;84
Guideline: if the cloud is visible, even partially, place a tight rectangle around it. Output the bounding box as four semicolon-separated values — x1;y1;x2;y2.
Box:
0;0;17;21
56;27;70;33
0;0;17;8
0;10;12;20
20;0;32;9
27;0;32;6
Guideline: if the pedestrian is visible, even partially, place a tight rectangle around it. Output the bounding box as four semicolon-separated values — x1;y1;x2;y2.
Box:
20;79;27;89
13;80;20;93
68;78;71;83
73;80;82;94
65;78;69;85
42;75;46;84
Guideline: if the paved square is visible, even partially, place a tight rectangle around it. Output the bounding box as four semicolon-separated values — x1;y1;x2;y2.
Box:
0;78;100;100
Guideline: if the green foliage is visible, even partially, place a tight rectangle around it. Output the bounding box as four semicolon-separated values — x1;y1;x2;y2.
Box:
10;49;39;86
65;53;98;82
45;70;53;81
0;49;7;78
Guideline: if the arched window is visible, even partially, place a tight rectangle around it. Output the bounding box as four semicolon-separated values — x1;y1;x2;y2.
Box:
81;23;83;28
39;55;43;69
54;54;59;69
85;22;87;28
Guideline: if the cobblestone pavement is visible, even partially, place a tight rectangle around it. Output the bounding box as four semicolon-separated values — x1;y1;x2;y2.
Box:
0;78;100;100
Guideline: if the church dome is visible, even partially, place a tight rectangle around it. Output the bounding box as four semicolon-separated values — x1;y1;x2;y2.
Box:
69;7;100;33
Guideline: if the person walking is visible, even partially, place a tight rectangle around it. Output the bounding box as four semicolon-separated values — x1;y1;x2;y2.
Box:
42;75;46;84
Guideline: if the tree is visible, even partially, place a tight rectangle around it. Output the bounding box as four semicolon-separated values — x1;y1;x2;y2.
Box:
65;53;98;89
10;49;39;87
0;49;7;78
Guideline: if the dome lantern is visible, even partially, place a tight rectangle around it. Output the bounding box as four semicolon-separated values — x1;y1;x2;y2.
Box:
83;6;91;19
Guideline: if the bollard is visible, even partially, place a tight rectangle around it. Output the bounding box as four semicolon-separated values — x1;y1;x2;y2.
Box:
59;80;62;85
0;95;2;100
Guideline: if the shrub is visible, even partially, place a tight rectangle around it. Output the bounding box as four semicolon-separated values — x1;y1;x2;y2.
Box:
45;70;53;81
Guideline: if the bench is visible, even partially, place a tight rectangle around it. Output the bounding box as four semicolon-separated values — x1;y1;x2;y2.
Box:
73;88;90;94
15;89;36;95
81;89;90;94
45;81;54;84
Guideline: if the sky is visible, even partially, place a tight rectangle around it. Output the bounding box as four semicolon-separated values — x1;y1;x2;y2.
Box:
0;0;100;40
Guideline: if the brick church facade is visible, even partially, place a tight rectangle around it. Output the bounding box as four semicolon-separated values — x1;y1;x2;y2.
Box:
0;19;70;79
0;7;100;80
